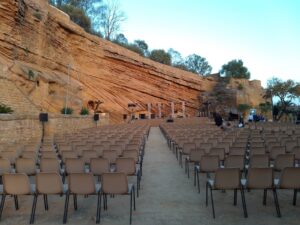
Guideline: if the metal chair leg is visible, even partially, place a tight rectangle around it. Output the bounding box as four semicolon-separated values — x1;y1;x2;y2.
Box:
73;194;78;210
206;182;209;206
96;193;101;224
197;170;200;193
273;189;281;217
14;195;19;210
240;187;248;218
43;194;48;211
30;194;38;224
0;194;6;221
133;186;136;210
293;189;297;206
234;189;237;206
130;190;132;224
210;187;215;218
263;189;267;206
63;192;70;224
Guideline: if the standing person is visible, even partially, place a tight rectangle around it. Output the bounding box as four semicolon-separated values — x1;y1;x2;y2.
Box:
214;112;223;127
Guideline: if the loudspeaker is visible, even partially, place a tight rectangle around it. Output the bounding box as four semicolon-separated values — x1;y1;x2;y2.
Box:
94;114;99;121
39;113;48;122
123;114;127;120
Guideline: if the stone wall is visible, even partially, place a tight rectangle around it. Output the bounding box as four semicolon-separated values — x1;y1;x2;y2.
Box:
0;113;109;145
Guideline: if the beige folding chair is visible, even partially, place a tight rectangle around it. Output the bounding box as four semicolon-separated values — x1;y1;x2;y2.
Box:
179;143;196;167
0;159;11;184
102;150;118;166
249;154;269;168
39;158;62;174
116;158;141;197
90;158;110;181
0;151;18;166
185;149;205;179
278;167;300;209
63;173;101;223
81;150;98;165
100;172;136;224
196;155;219;193
206;168;247;218
246;168;281;217
225;155;245;172
0;173;35;223
30;172;66;223
15;158;36;176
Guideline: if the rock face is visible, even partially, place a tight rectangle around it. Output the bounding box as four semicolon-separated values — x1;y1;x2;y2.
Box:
0;0;265;123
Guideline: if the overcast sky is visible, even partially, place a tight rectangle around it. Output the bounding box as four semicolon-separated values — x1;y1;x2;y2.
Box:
120;0;300;87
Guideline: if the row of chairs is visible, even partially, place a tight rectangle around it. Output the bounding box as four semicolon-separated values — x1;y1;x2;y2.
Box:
0;172;136;224
160;122;300;218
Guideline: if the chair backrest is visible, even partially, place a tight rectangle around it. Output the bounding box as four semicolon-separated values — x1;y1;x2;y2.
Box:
224;155;244;170
15;158;36;175
247;168;273;189
102;150;118;164
292;146;300;160
61;151;78;162
3;173;31;195
90;158;110;175
116;158;135;175
249;154;269;168
0;158;11;174
1;151;17;164
81;150;98;164
101;172;128;194
21;151;37;160
65;158;85;174
36;172;63;194
214;168;240;189
269;147;286;160
40;151;57;159
209;148;225;161
250;147;266;156
229;147;245;156
189;149;205;162
69;173;96;195
182;143;196;154
109;145;124;156
122;150;139;163
200;155;219;172
40;158;61;173
280;167;300;189
274;154;295;171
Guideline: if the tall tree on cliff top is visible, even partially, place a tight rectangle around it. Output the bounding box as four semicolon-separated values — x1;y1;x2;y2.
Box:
184;54;212;75
100;0;126;40
149;49;171;65
266;77;300;121
49;0;106;34
221;59;251;79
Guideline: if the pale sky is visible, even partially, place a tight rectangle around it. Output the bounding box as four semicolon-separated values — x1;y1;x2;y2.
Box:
120;0;300;87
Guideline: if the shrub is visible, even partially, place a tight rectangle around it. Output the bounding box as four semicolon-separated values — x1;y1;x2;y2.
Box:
28;70;35;79
0;103;13;114
61;107;73;115
80;107;89;115
33;12;42;20
237;83;244;90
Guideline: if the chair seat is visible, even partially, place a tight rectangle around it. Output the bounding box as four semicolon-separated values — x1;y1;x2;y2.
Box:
30;184;36;194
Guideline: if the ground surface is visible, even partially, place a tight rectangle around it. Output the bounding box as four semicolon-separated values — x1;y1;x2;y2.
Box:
1;127;300;225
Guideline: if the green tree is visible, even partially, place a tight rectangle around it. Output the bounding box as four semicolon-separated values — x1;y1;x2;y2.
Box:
149;49;171;65
221;59;251;79
59;4;92;32
50;0;105;33
134;40;149;56
259;102;272;114
184;54;212;75
266;77;300;120
167;48;188;71
237;103;251;117
114;33;128;45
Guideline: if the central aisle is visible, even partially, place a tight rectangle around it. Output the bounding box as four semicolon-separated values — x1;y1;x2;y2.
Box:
136;127;206;225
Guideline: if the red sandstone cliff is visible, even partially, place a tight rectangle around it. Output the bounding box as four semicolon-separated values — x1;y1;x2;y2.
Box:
0;0;265;123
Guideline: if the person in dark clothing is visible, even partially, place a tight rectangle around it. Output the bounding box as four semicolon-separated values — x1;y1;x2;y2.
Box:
214;113;223;127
